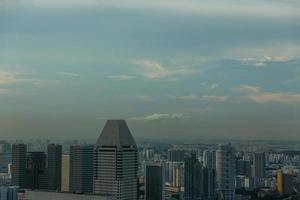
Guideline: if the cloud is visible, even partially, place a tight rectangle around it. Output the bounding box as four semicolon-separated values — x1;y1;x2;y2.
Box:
248;92;300;103
210;83;219;89
238;56;292;67
234;84;300;103
17;0;300;19
137;95;152;102
0;69;59;92
0;71;19;84
179;94;228;102
107;75;136;81
225;43;300;63
57;72;80;77
129;113;189;121
134;59;198;79
233;84;261;93
0;88;12;95
286;76;300;83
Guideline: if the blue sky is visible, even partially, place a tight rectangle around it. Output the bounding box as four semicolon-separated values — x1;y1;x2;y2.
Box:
0;0;300;140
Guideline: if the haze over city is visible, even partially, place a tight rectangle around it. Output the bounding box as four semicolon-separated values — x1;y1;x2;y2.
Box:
0;0;300;140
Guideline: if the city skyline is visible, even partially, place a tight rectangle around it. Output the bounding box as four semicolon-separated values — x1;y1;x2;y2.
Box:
3;120;300;199
0;0;300;140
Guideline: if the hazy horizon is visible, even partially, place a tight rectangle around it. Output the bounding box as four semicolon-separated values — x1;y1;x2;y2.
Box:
1;0;300;140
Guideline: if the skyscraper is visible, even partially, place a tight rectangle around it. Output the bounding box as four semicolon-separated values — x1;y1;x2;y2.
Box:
69;145;94;194
26;152;47;190
11;143;65;191
94;120;138;200
145;162;164;200
184;153;200;200
184;153;216;200
61;154;70;192
252;152;266;178
11;144;27;188
216;144;236;200
203;167;216;200
203;150;216;169
47;144;62;191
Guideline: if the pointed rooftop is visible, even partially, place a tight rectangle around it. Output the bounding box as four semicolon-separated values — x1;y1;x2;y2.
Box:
96;120;137;149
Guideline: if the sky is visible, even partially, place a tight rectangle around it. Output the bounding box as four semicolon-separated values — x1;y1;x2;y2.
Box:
0;0;300;141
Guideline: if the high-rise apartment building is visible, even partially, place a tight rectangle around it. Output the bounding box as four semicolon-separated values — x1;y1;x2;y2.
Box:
145;162;164;200
94;120;138;200
165;161;184;186
11;144;27;188
216;144;236;200
69;145;94;194
252;152;266;178
172;162;184;188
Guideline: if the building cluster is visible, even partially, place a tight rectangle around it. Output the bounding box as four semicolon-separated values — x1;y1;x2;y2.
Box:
3;120;138;200
139;144;300;200
11;144;62;191
0;120;300;199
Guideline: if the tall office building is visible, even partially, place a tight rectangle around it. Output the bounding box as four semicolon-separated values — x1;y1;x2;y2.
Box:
26;152;47;190
61;154;70;192
216;144;236;200
69;145;94;194
203;167;216;200
145;162;164;200
11;143;63;191
252;152;266;178
11;144;27;188
47;144;62;191
94;120;138;200
184;153;199;200
203;150;216;169
184;153;216;200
